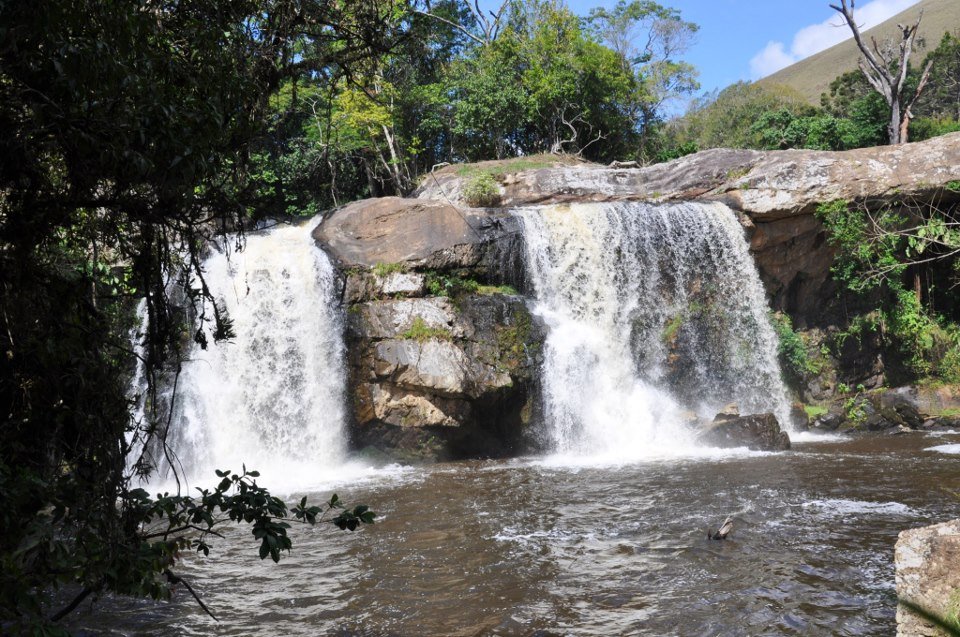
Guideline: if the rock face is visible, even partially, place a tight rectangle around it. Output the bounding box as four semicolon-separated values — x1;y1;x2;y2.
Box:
698;412;791;451
313;196;544;461
895;519;960;636
340;270;542;462
314;196;525;289
313;135;960;458
415;133;960;325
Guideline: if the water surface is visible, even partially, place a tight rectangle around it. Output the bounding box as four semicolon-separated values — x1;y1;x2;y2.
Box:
72;433;960;636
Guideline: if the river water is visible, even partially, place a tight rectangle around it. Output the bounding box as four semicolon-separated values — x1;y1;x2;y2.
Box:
72;432;960;636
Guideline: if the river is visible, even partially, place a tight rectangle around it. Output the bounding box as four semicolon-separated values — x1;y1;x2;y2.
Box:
71;432;960;636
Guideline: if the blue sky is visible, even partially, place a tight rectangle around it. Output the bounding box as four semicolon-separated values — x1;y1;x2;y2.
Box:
488;0;922;99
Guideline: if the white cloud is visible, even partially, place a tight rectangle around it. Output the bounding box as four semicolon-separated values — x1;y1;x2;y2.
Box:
749;0;921;79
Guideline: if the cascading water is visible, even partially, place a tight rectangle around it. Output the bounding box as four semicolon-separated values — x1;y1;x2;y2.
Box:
516;201;790;458
140;219;349;490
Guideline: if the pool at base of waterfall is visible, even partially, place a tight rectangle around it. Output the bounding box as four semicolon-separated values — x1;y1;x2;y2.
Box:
69;432;960;637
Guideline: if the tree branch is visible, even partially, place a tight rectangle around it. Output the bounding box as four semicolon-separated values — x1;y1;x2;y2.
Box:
165;569;219;622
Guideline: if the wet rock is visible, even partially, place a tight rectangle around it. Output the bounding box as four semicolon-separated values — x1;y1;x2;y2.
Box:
346;293;544;461
812;412;844;431
790;402;810;430
699;412;791;451
895;519;960;636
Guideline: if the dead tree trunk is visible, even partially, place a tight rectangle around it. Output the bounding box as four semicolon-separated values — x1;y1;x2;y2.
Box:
830;0;933;144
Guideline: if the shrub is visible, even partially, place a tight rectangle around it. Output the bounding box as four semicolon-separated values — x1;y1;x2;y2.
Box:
462;173;501;207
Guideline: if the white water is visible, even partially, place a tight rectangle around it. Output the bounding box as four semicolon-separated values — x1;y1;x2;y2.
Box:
148;219;352;491
517;201;791;458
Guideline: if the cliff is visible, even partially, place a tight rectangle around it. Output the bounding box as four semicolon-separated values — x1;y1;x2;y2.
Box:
315;134;960;458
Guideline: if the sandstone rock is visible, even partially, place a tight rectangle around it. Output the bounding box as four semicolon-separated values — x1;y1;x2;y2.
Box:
345;293;544;461
698;412;791;451
417;134;960;217
414;134;960;324
895;519;960;636
314;196;525;287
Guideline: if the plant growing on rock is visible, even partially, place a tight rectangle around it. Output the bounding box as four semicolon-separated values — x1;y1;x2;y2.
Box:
816;199;960;381
462;172;502;207
401;317;452;342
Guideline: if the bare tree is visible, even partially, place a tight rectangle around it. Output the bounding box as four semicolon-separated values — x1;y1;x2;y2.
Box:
830;0;933;144
413;0;509;46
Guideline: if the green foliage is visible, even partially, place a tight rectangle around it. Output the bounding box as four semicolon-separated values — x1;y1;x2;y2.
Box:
373;262;407;277
669;82;813;151
816;199;960;380
804;404;828;420
771;312;820;383
462;172;502;207
426;272;480;297
0;0;398;628
401;317;452;342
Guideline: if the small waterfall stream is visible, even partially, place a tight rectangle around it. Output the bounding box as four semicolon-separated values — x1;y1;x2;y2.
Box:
152;219;349;489
517;201;790;457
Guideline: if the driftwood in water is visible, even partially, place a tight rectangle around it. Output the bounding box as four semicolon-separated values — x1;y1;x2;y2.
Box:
708;517;734;540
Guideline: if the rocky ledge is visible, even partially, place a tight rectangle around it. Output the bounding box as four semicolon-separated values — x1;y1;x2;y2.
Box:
313;135;960;460
414;133;960;324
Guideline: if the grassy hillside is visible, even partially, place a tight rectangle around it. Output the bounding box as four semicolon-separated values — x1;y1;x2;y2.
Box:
758;0;959;104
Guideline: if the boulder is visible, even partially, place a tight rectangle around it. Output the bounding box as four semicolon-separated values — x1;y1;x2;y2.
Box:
345;293;544;461
812;412;844;431
895;519;960;636
698;412;791;451
313;196;525;287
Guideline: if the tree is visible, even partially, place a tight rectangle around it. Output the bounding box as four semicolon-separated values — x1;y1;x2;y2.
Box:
670;82;813;151
0;0;401;630
586;0;699;158
449;1;638;162
829;0;933;144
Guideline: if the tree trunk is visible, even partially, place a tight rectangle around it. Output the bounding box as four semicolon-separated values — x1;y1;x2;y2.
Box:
889;96;902;145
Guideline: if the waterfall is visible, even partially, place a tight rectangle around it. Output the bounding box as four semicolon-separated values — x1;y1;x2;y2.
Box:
143;219;349;489
516;201;790;457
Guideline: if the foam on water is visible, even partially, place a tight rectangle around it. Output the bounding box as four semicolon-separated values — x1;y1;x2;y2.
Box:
927;443;960;455
134;218;362;493
801;499;916;516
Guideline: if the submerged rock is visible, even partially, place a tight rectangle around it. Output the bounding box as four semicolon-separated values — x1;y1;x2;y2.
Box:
895;519;960;637
698;412;791;451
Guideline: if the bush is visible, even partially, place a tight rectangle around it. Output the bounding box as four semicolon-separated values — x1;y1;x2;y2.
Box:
772;312;819;384
462;173;501;207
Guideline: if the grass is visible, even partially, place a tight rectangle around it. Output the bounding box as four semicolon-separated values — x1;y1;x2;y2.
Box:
477;284;518;295
804;404;829;419
372;262;406;277
400;317;451;343
453;154;577;179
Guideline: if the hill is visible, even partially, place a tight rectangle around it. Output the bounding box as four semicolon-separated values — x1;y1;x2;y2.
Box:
757;0;959;105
